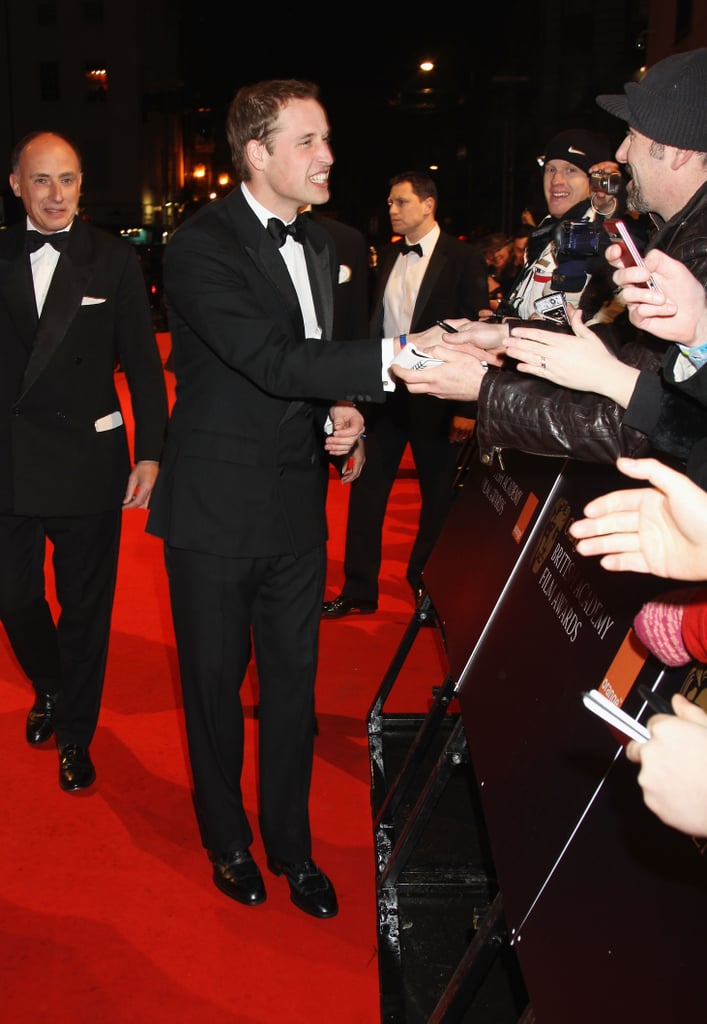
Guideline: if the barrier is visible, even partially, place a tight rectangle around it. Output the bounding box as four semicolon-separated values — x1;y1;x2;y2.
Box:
368;449;703;1022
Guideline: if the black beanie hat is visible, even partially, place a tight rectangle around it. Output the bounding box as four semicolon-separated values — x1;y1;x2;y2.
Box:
540;129;614;175
596;48;707;151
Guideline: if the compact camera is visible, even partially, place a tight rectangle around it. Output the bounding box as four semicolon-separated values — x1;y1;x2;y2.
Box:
589;171;622;195
552;220;603;258
534;291;571;327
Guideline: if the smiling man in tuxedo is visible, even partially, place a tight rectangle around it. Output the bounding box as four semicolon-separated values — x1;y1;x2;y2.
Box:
146;79;447;918
0;131;167;791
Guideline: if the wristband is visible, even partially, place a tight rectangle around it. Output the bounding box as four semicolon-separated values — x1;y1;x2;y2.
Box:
399;334;407;348
678;340;707;369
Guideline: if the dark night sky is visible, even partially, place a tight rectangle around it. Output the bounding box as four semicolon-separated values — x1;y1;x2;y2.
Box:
175;3;646;238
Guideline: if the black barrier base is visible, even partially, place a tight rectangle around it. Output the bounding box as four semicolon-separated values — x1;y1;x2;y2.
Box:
371;708;529;1023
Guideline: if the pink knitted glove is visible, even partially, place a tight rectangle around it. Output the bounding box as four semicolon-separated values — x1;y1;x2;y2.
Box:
632;589;696;667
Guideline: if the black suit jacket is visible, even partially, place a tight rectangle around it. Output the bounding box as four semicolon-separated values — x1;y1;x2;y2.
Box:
370;231;488;336
309;213;370;341
147;187;386;559
0;219;167;516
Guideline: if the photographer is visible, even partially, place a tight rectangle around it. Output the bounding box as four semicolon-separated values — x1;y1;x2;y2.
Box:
500;129;630;326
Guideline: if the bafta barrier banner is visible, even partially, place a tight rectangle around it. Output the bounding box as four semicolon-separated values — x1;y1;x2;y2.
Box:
429;452;704;1022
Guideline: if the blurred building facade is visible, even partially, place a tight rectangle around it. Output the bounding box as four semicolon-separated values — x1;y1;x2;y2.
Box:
0;0;184;232
0;0;704;240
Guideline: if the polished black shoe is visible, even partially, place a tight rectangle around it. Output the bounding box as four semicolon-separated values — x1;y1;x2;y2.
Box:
267;857;338;918
58;744;96;792
321;594;377;619
212;850;266;906
26;691;58;745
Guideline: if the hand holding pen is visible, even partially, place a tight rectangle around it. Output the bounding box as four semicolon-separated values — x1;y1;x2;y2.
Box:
625;692;707;836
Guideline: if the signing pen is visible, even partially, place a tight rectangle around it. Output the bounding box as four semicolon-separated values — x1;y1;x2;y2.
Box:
436;319;458;333
637;684;675;716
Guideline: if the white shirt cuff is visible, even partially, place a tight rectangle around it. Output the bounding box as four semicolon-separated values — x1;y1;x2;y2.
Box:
382;336;397;392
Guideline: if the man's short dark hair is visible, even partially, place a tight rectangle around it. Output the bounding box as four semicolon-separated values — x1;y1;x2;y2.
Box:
389;170;438;207
225;79;321;183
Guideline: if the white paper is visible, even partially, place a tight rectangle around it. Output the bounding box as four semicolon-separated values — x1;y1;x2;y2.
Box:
391;344;443;371
582;689;651;744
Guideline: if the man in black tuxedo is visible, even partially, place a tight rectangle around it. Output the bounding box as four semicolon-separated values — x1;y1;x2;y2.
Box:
146;80;441;918
0;131;168;791
322;171;488;618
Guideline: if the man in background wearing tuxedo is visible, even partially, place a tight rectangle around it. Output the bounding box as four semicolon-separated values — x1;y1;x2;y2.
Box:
0;131;167;791
322;170;488;618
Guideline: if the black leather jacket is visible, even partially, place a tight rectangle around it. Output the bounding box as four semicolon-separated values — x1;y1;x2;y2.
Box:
622;182;707;484
476;182;707;473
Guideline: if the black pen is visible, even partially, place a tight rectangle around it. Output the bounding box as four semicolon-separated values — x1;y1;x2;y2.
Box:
436;319;458;333
637;684;675;716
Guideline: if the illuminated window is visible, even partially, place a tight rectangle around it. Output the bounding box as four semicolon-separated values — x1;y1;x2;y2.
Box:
85;65;108;102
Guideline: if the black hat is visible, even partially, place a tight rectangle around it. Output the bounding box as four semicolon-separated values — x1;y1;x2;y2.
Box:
596;48;707;151
540;130;614;175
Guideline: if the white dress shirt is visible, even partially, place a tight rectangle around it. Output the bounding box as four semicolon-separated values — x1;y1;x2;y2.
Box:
242;184;396;390
383;223;440;337
27;217;72;316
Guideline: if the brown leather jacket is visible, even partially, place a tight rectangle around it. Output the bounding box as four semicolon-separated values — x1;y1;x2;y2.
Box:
475;182;707;471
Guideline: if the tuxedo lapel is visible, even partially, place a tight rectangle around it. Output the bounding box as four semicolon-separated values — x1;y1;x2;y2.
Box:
411;244;445;330
228;191;304;337
0;249;38;350
304;231;333;339
19;237;94;398
249;232;305;334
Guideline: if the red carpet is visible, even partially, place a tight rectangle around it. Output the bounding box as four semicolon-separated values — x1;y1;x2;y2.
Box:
0;336;447;1022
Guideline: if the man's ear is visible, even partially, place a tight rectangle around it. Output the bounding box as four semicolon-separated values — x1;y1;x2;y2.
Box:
671;148;695;170
245;139;265;172
9;173;21;197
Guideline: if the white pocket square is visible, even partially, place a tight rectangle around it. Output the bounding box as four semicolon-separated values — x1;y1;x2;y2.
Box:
338;264;352;284
82;296;106;305
95;411;124;432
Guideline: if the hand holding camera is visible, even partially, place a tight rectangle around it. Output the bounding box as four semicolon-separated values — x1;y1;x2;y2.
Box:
589;162;623;215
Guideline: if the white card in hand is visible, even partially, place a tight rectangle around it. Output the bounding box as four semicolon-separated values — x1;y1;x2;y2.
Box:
582;688;651;744
391;344;442;370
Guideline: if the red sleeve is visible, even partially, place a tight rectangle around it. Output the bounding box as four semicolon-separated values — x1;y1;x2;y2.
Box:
682;587;707;664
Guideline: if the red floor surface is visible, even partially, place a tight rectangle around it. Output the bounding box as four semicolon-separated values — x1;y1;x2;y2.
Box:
0;340;448;1022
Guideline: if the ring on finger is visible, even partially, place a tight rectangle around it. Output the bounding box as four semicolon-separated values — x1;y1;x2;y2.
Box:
540;356;547;370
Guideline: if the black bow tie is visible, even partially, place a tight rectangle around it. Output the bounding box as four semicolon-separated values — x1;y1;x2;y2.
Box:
267;215;307;247
399;241;423;257
26;229;70;254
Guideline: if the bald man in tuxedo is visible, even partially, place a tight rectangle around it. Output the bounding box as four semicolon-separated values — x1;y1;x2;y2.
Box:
0;131;167;791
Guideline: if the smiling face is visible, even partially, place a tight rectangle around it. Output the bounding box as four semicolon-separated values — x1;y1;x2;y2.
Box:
542;159;591;218
246;97;333;221
615;127;666;218
10;132;82;234
488;242;513;271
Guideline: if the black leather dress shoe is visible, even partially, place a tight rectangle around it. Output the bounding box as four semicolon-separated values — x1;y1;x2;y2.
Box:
212;850;266;906
321;594;377;619
267;857;338;918
26;692;58;745
58;744;96;792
